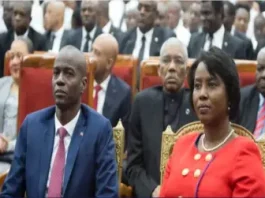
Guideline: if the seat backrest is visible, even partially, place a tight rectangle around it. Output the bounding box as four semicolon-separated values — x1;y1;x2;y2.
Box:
160;121;263;184
17;54;95;130
235;60;257;87
4;51;11;76
112;120;125;185
112;55;138;97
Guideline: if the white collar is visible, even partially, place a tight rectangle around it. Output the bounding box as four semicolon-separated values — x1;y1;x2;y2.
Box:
136;27;154;40
206;25;225;40
93;75;111;92
103;21;112;33
53;26;64;38
14;29;29;39
54;109;81;137
82;25;97;40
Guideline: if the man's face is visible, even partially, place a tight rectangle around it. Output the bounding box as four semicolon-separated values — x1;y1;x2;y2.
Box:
137;0;157;32
234;8;249;33
12;4;31;35
3;2;13;30
200;1;221;34
125;10;139;30
9;40;29;81
223;4;235;32
81;0;97;30
52;56;87;109
189;3;201;32
254;17;265;42
44;3;58;31
159;45;187;93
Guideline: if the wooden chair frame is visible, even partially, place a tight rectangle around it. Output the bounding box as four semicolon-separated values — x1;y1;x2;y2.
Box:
160;121;264;184
0;168;9;191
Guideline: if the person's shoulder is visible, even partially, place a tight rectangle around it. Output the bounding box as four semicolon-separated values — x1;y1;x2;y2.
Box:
240;84;256;97
232;136;261;157
173;132;199;149
0;76;12;86
155;26;175;39
81;104;110;126
135;85;163;100
24;106;56;124
111;75;130;90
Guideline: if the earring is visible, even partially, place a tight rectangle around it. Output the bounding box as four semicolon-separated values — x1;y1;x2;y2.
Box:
228;106;231;111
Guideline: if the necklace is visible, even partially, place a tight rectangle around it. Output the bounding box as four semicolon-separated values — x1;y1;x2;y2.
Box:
202;129;235;152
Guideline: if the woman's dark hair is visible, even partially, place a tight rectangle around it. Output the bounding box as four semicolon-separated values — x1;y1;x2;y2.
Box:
188;47;240;120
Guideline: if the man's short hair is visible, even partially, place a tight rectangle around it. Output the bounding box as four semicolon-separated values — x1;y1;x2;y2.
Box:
15;37;34;53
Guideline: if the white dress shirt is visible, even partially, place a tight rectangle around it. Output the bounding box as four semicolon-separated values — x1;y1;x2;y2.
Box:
133;27;154;60
81;26;97;52
204;25;225;51
93;75;111;115
46;110;81;190
49;26;65;53
174;19;191;47
103;21;112;33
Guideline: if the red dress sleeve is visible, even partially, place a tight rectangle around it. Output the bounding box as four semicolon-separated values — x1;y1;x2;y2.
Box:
160;150;173;197
232;140;265;197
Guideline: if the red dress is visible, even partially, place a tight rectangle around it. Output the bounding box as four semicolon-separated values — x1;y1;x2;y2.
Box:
160;133;265;197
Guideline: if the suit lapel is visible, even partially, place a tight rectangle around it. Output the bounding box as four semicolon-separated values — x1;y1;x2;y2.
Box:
150;28;161;56
124;30;136;54
62;109;87;195
150;87;164;131
38;116;55;197
222;32;232;55
103;76;118;120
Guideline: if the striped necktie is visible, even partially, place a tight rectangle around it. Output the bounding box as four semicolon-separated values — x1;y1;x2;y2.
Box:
254;102;265;139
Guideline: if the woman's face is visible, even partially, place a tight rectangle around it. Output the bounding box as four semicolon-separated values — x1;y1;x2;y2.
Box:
9;40;29;81
192;62;228;124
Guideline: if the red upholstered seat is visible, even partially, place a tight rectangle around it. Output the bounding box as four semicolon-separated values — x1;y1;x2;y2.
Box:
239;73;256;87
112;66;132;87
18;67;90;129
142;76;162;90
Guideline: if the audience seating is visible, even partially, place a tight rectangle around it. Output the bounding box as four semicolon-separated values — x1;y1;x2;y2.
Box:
235;60;257;87
17;54;95;130
4;51;11;76
160;122;265;184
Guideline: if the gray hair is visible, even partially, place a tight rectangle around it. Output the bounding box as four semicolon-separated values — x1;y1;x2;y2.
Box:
160;37;188;61
15;36;34;53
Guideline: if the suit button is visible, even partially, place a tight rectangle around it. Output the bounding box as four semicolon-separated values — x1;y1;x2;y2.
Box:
182;168;189;176
194;153;201;160
205;153;213;161
194;169;201;178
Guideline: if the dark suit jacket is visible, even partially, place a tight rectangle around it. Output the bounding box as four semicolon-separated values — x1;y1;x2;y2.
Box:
45;29;71;51
233;30;254;60
109;25;125;46
103;75;131;147
255;39;265;59
188;31;247;59
237;84;259;133
119;27;176;56
1;104;118;198
0;27;47;77
63;26;102;50
126;86;198;197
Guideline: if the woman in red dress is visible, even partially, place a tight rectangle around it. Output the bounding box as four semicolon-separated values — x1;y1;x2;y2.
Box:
160;47;265;197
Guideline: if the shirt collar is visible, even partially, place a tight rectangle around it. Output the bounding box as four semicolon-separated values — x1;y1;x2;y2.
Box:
82;25;97;40
93;75;111;92
14;29;29;39
53;26;64;38
102;21;112;33
206;25;225;40
54;109;81;137
259;93;265;108
136;27;154;40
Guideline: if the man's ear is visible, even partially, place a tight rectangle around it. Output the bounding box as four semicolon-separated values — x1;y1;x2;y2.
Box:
81;77;88;94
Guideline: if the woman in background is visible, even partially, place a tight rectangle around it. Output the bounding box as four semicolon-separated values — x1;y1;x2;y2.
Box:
0;37;33;162
160;47;265;197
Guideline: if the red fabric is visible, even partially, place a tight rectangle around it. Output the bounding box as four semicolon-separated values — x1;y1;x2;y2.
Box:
48;127;67;197
239;73;255;87
112;66;132;87
160;133;265;197
142;76;162;90
253;103;265;138
18;67;89;129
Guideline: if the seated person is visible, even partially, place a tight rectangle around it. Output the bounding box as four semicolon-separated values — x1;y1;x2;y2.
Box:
126;38;197;197
0;37;33;163
238;47;265;139
160;47;265;197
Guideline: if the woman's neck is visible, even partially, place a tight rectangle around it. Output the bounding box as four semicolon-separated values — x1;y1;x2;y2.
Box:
203;116;231;145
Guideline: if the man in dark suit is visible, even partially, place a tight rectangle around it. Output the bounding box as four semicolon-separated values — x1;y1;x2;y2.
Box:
119;0;176;61
238;47;265;140
0;1;47;77
1;46;118;197
63;0;102;52
254;14;265;57
97;1;124;45
223;1;254;60
188;1;247;60
126;38;198;197
44;1;70;52
91;34;131;144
